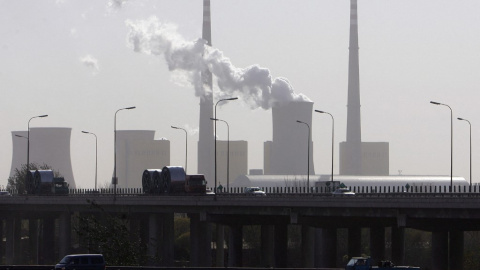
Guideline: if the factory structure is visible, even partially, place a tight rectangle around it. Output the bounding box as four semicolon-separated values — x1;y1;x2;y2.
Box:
114;130;170;188
235;0;392;187
8;0;466;190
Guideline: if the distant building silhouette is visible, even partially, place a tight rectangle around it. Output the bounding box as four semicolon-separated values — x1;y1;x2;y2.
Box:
215;140;248;188
115;130;170;189
11;128;76;188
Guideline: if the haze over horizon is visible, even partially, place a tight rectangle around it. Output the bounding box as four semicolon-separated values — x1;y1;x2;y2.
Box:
1;0;479;189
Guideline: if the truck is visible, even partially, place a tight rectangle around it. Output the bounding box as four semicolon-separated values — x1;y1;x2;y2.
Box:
346;257;420;270
26;170;69;195
142;166;207;194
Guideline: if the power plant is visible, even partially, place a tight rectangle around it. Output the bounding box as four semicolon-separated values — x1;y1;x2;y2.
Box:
6;0;445;190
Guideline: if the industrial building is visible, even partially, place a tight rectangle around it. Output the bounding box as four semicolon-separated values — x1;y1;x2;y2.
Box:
232;174;468;189
114;130;170;189
214;140;248;189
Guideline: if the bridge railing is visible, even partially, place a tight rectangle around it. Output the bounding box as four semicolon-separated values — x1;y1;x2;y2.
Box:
3;184;480;196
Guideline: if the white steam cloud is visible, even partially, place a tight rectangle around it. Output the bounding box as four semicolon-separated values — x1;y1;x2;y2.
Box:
80;55;100;75
125;17;310;109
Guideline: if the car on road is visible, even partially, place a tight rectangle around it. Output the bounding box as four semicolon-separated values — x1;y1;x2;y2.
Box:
244;187;267;196
332;188;355;196
55;254;105;270
0;191;11;196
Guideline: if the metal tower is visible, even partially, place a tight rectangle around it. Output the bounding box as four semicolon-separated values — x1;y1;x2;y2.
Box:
197;0;214;182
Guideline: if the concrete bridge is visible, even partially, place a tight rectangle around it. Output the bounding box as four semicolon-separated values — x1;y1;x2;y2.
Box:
1;191;480;269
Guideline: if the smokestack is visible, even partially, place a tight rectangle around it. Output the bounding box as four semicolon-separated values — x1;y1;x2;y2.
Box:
343;0;362;175
270;101;315;177
197;0;214;182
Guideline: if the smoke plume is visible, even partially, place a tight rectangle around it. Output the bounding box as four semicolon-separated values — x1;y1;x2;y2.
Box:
125;16;310;109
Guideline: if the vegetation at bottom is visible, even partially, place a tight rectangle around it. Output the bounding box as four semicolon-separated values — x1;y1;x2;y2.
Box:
73;200;145;265
7;163;61;194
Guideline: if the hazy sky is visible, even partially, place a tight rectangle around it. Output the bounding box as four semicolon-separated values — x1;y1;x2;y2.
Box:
1;0;479;189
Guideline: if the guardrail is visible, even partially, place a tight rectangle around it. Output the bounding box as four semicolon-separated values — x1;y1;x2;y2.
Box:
3;184;480;197
0;266;341;270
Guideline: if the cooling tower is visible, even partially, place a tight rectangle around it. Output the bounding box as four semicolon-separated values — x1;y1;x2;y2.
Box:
115;130;170;188
269;101;315;176
10;128;76;188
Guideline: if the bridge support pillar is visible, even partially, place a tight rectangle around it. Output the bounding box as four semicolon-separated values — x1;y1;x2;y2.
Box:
215;224;225;267
161;213;174;267
302;225;315;267
147;214;158;266
391;226;405;265
432;230;448;270
449;230;464;270
228;224;243;267
129;214;140;245
274;223;288;268
261;225;274;267
189;213;212;267
190;213;199;266
0;219;3;264
348;227;361;258
59;212;71;258
5;217;15;265
315;228;337;268
140;216;149;254
14;217;22;264
370;226;385;264
41;217;55;264
29;219;39;264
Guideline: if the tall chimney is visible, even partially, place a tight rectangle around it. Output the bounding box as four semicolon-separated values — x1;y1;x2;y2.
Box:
197;0;214;182
344;0;362;175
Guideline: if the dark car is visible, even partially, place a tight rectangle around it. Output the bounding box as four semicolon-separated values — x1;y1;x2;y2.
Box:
244;187;267;196
55;254;105;270
0;191;11;196
331;187;355;196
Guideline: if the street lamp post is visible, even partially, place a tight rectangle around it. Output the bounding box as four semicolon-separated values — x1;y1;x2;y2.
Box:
114;106;136;199
214;97;238;195
296;120;310;191
457;117;472;187
27;115;48;174
211;118;230;191
171;126;188;173
315;110;335;185
430;101;453;190
82;131;98;190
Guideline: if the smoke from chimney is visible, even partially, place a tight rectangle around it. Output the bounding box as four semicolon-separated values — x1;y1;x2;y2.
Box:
125;16;310;109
